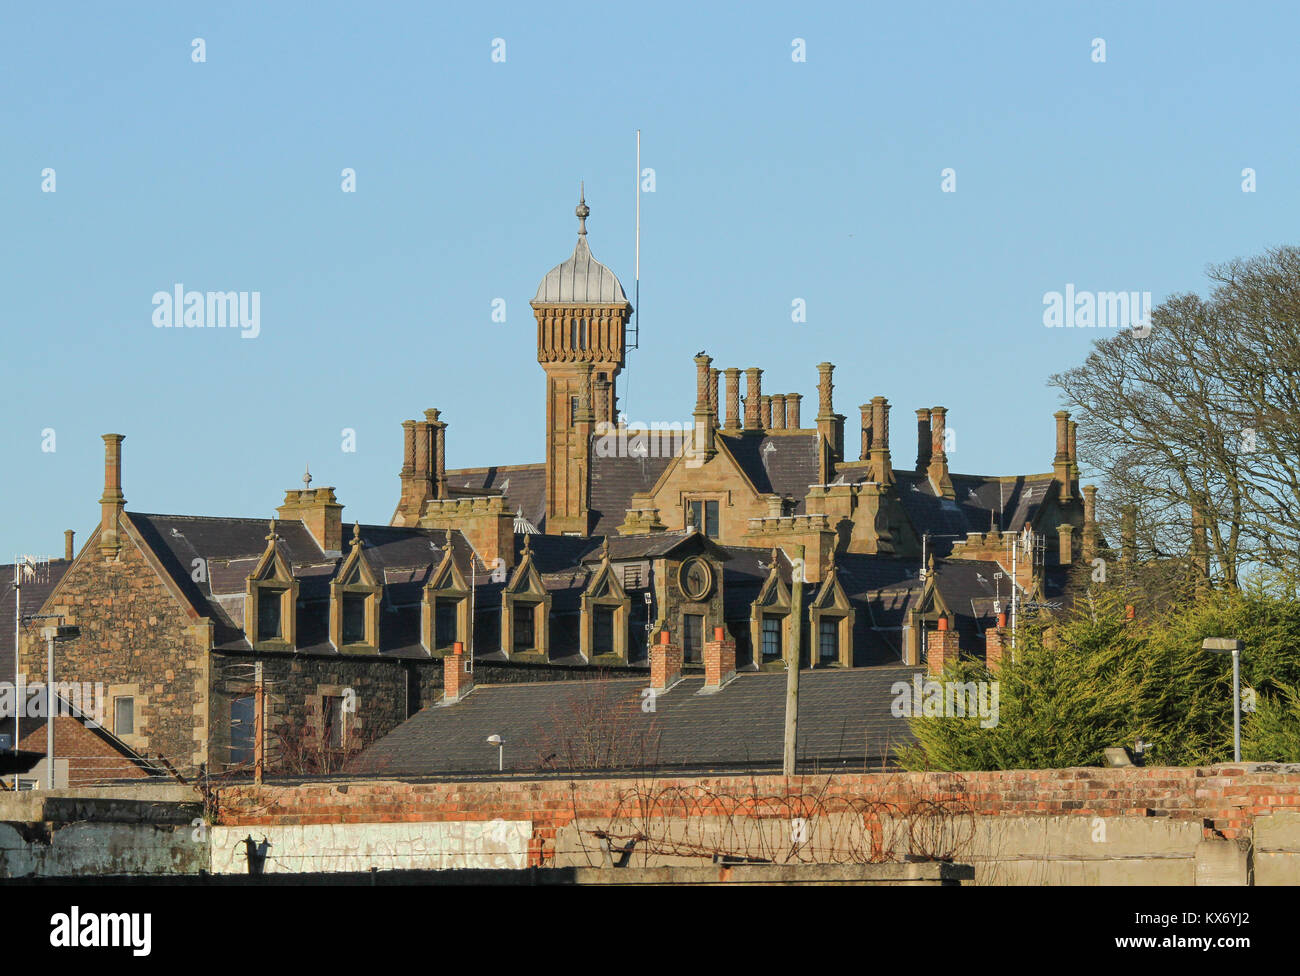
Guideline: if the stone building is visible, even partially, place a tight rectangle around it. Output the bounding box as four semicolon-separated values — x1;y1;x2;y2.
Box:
17;193;1096;776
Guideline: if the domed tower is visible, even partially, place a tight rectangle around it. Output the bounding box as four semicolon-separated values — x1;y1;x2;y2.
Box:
531;188;633;535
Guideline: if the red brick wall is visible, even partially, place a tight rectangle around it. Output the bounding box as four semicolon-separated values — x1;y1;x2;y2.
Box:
17;717;151;786
213;765;1300;864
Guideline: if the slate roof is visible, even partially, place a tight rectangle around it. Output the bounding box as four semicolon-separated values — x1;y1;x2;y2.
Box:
129;513;484;658
930;558;1003;631
445;464;548;534
588;452;674;535
834;467;1057;556
0;560;73;682
356;666;922;776
723;432;820;511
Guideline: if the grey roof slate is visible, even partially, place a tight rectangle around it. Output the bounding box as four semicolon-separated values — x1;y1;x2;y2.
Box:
723;432;820;510
356;666;921;776
0;560;73;682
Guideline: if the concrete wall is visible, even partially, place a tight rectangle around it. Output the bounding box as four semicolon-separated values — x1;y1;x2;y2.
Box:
209;820;531;874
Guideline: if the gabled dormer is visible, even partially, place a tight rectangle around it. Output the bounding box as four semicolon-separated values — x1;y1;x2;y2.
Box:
422;531;469;657
750;549;794;670
330;523;383;654
809;554;855;668
246;520;299;651
502;535;552;662
903;555;956;666
580;542;631;665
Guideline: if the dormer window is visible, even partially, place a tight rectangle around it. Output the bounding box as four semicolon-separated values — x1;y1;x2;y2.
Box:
422;534;470;656
247;520;299;651
580;548;631;664
330;523;383;653
502;537;552;662
257;587;285;642
341;593;367;645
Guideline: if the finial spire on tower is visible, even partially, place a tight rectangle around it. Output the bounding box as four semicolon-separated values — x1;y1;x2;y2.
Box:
302;463;312;489
576;181;589;236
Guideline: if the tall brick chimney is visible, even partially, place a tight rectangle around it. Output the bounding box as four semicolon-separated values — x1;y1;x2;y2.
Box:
701;626;737;692
915;408;932;472
1068;419;1079;485
927;406;952;497
63;529;74;562
442;641;474;704
708;367;720;428
426;408;447;501
744;368;763;431
859;403;872;461
1121;503;1137;564
785;393;801;430
1053;410;1073;501
724;368;742;430
815;363;841;462
693;354;716;460
1082;484;1098;561
869;396;894;486
98;434;126;558
760;395;772;430
649;629;683;692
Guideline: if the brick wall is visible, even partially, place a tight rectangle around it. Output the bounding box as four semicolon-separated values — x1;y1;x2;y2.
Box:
16;717;151;786
214;764;1300;867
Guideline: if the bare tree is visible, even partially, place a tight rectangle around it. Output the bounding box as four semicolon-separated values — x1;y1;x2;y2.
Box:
533;676;661;773
1051;246;1300;590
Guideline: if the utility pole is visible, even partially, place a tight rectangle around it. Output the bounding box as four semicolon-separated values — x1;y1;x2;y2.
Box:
254;660;264;785
783;544;805;777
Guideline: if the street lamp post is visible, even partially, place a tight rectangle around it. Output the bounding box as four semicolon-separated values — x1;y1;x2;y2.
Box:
1203;638;1244;762
34;619;80;789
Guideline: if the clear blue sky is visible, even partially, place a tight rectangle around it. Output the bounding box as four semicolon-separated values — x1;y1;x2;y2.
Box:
2;1;1296;559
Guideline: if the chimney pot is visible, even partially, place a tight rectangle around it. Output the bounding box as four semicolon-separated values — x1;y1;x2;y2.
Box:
784;393;801;429
64;529;75;562
724;368;742;430
915;408;932;472
744;369;763;430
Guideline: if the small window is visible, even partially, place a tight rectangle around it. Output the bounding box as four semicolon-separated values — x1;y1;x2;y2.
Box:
622;563;643;589
686;500;719;538
257;588;282;641
762;616;783;660
434;600;458;648
114;696;134;737
569;395;580;425
230;696;255;765
323;696;345;750
593;605;616;655
341;593;366;644
819;618;839;661
570;317;588;350
513;603;537;652
683;613;704;663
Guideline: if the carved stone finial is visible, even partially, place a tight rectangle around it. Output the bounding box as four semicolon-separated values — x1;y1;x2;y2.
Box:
575;181;589;236
266;519;278;542
302;464;312;489
351;521;362;548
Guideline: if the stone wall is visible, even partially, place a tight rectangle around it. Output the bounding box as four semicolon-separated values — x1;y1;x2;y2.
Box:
21;531;211;771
